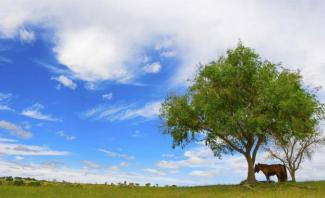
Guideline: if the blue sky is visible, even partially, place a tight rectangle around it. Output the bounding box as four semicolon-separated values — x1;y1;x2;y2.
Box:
1;0;325;185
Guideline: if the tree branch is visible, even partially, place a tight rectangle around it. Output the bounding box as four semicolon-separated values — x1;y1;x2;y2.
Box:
252;137;263;163
219;135;245;154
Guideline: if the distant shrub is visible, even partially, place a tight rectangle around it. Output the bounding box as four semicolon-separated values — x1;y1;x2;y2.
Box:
74;184;82;188
5;176;13;182
13;180;24;186
25;177;37;181
145;183;151;187
28;181;41;186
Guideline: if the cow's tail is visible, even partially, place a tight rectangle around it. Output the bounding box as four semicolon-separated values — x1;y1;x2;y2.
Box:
282;164;288;182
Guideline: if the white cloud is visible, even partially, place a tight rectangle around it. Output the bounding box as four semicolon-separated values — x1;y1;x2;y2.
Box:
0;92;13;111
52;75;77;90
82;160;99;169
1;1;325;89
21;103;60;121
57;131;76;141
0;105;13;111
98;149;135;160
18;29;35;43
82;101;161;121
142;168;165;176
120;101;161;120
0;142;68;156
15;156;24;160
0;137;18;142
102;93;113;100
0;120;32;139
189;170;219;177
157;146;218;170
142;62;162;74
160;50;177;58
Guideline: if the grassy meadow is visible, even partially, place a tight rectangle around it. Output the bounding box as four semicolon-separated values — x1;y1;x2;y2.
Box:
0;179;324;198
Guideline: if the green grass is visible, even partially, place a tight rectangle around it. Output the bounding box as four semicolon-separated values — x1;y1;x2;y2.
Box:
0;181;324;198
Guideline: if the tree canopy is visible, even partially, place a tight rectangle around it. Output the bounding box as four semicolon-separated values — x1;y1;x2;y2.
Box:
160;43;323;184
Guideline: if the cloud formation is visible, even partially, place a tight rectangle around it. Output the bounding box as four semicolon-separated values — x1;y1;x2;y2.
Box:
0;92;13;111
82;101;161;121
52;75;77;90
142;62;162;74
0;120;32;139
0;142;68;156
98;149;135;160
2;1;325;89
21;103;60;121
18;29;35;43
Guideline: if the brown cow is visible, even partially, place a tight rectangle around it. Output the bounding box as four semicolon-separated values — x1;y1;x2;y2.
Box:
254;163;287;183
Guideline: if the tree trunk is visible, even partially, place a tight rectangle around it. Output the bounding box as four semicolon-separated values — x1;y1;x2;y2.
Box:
290;170;296;182
245;154;256;184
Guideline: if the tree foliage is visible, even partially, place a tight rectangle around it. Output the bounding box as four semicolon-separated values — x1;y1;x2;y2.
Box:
160;42;323;183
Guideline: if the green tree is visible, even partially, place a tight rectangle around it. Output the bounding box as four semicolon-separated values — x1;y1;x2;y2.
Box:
160;43;323;184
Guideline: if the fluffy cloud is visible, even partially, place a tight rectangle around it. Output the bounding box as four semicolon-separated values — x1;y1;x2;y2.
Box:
21;103;60;121
1;1;325;89
52;75;77;90
0;120;32;139
98;149;135;160
142;62;162;74
18;29;35;43
82;101;161;121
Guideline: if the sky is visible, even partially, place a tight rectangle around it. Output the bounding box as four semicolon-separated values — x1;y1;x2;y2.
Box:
1;0;325;186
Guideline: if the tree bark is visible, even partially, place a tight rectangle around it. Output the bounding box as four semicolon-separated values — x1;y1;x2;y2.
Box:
245;154;256;184
290;170;296;182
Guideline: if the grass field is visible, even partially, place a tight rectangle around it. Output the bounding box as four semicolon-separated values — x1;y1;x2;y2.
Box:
0;181;324;198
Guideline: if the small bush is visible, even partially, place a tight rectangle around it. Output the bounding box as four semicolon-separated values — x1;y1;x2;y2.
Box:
13;180;24;186
5;176;13;181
